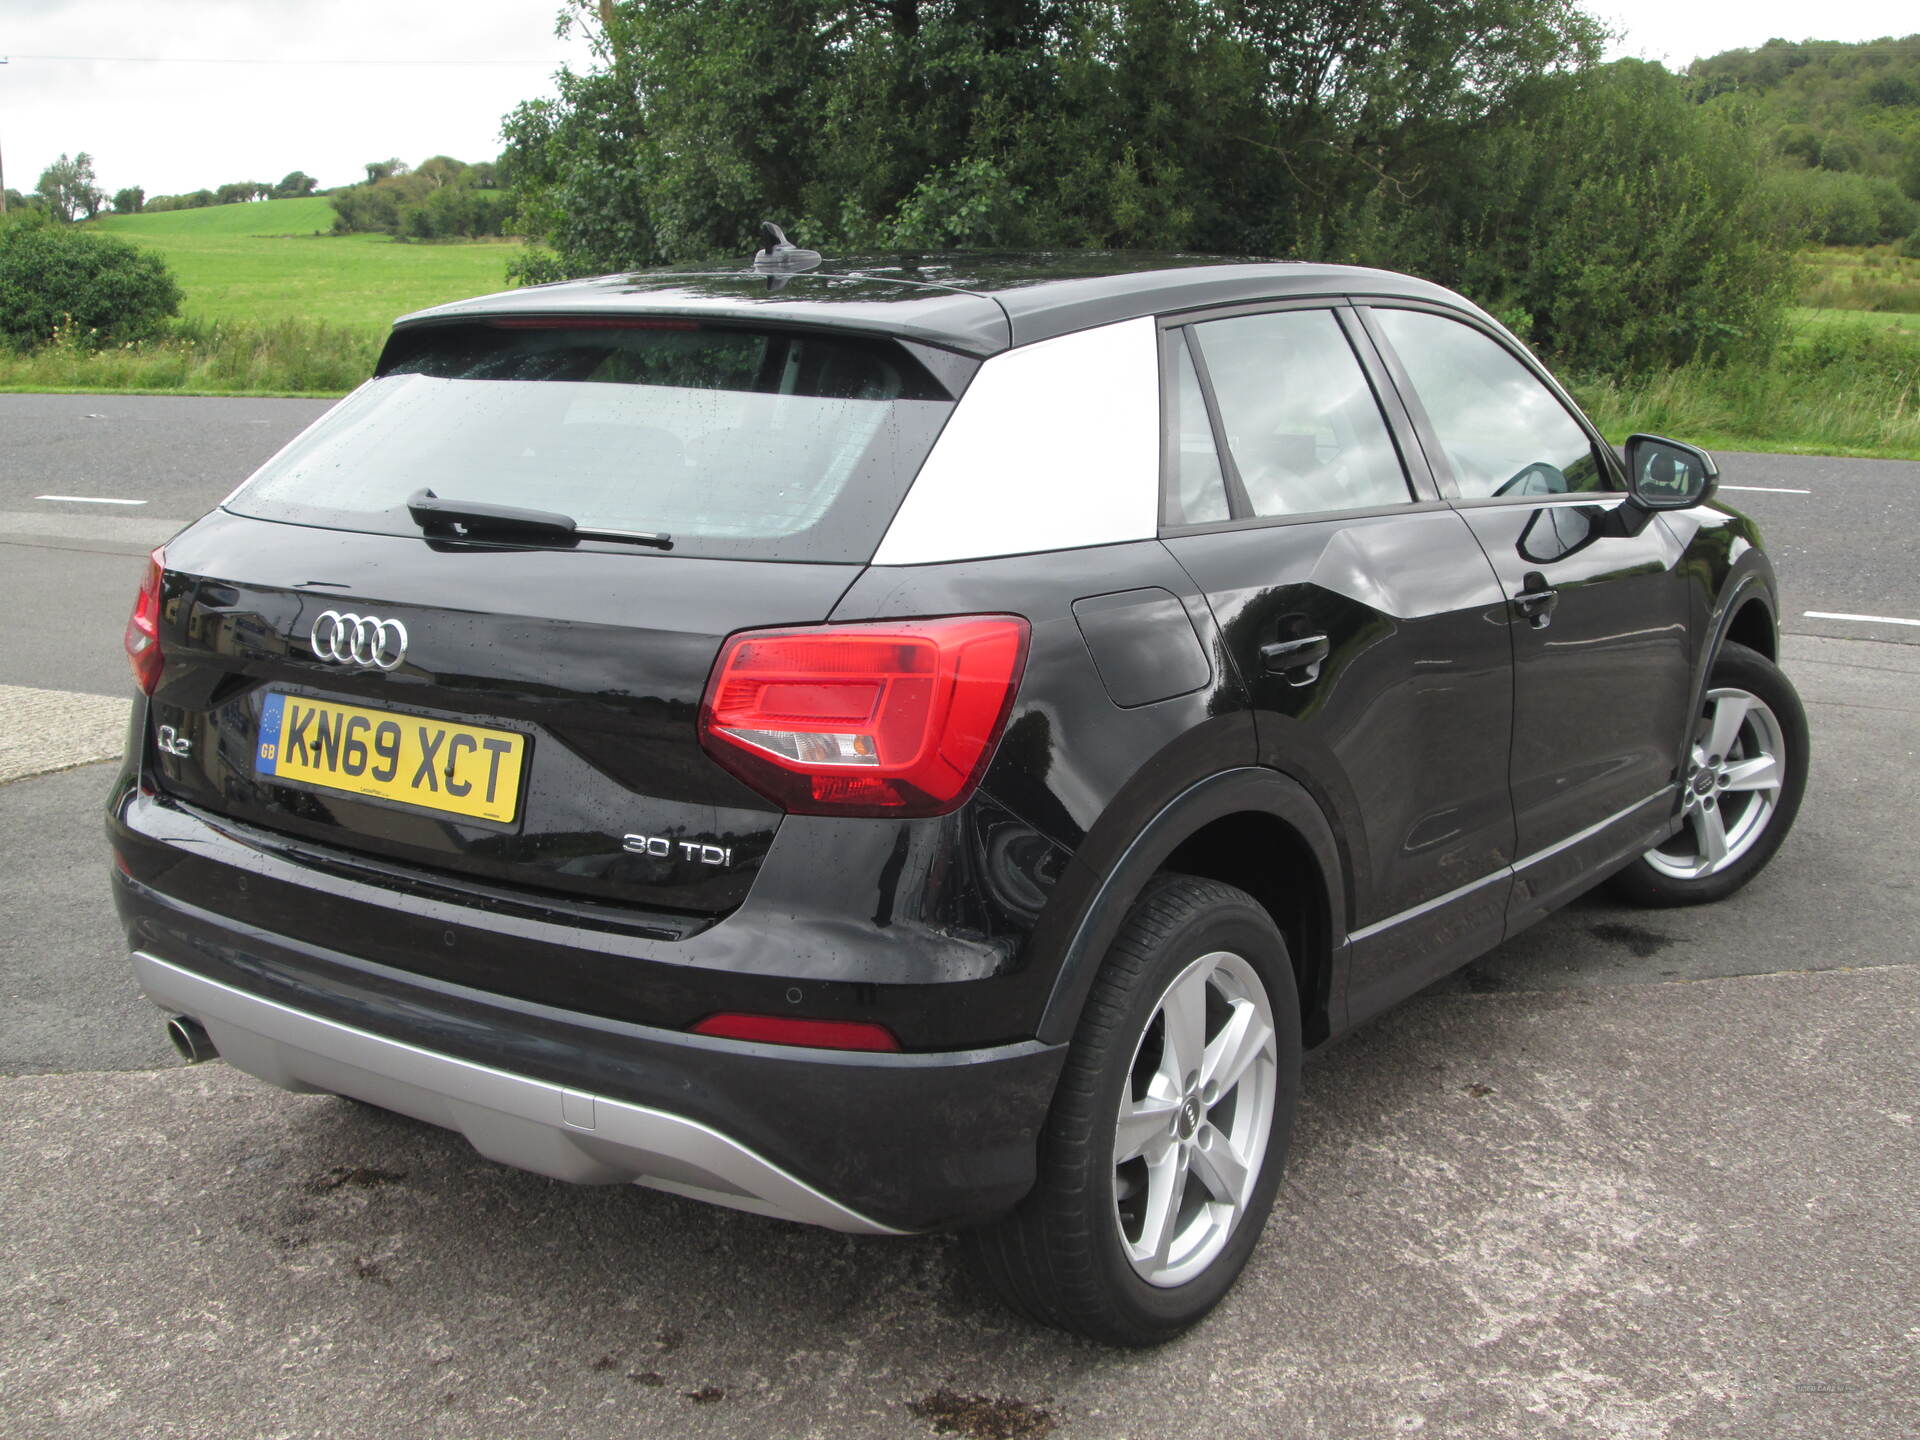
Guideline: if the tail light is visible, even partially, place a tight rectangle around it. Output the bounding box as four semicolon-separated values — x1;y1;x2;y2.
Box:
124;547;166;695
699;616;1030;818
691;1013;902;1052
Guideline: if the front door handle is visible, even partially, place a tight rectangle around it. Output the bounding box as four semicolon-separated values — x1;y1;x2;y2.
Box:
1513;575;1559;630
1260;633;1329;685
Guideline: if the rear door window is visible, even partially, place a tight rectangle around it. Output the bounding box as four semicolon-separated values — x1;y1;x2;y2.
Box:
1185;309;1414;519
224;321;966;562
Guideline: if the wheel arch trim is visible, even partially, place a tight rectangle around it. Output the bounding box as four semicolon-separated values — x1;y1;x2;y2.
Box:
1653;560;1780;829
1688;565;1779;742
1035;767;1347;1047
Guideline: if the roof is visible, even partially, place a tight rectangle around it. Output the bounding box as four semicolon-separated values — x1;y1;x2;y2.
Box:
395;252;1476;356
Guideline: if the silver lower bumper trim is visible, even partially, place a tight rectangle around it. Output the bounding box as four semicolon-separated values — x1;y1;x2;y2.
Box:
132;951;904;1235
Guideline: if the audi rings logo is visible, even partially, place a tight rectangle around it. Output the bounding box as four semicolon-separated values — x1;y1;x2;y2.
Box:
310;610;409;670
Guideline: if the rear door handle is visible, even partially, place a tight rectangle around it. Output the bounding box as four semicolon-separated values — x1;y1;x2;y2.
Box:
1260;633;1329;685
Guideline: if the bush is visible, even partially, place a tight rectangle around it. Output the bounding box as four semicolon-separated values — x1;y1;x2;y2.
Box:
0;214;181;349
1767;168;1918;245
1901;229;1920;262
1334;60;1802;371
0;316;380;395
329;158;509;240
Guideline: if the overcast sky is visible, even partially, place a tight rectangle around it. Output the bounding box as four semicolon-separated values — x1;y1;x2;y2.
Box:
2;1;1915;201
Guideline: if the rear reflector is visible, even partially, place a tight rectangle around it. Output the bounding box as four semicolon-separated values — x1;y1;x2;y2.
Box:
691;1013;902;1053
699;616;1029;818
124;546;166;695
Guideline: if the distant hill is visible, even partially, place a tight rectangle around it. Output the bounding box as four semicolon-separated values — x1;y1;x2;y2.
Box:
1691;36;1920;191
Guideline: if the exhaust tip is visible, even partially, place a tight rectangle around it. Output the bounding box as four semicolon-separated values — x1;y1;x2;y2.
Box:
166;1015;218;1065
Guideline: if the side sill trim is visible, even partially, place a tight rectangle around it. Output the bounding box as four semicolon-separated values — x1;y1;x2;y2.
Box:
1347;867;1510;945
132;951;906;1236
1345;787;1675;944
1512;786;1675;873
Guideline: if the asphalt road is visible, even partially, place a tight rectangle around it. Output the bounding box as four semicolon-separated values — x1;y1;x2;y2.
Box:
1;396;1916;1438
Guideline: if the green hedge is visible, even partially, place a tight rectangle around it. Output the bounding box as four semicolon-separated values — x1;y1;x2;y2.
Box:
0;213;181;349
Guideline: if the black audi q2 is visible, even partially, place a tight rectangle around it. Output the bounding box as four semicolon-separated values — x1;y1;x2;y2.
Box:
110;250;1807;1345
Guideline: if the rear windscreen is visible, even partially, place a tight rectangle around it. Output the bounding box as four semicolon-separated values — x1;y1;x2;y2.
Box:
223;321;966;562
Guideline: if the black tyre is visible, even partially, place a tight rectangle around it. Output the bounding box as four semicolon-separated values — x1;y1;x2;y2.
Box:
968;875;1302;1347
1609;641;1808;908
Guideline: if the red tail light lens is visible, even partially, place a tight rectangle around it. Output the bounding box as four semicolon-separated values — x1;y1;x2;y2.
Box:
700;616;1030;817
691;1013;902;1053
124;547;166;695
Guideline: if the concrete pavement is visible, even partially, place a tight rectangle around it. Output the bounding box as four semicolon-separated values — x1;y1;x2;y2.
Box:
2;965;1913;1439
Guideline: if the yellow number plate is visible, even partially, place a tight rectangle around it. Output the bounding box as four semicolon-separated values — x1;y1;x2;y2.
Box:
255;693;527;823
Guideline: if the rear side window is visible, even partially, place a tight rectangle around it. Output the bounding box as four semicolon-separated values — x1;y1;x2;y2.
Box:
1187;309;1413;518
1370;308;1612;499
1167;334;1231;525
224;321;965;562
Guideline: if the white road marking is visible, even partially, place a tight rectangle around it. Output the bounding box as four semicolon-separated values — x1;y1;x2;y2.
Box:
1804;611;1920;629
34;494;147;505
1719;485;1812;494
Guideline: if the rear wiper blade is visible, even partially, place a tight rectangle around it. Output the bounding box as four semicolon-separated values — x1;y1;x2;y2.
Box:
406;488;673;549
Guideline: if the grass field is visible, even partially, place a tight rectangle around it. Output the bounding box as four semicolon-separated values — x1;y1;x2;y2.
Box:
1798;246;1920;315
1791;305;1920;336
1573;311;1920;461
90;197;520;332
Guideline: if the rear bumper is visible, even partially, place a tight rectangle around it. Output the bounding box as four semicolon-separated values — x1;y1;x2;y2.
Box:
113;862;1066;1233
135;952;902;1232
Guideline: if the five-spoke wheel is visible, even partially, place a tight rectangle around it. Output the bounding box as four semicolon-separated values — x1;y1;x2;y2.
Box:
1113;950;1277;1287
969;876;1301;1347
1647;684;1787;881
1611;641;1808;907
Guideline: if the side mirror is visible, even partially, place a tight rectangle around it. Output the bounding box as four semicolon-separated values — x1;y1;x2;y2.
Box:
1623;433;1719;510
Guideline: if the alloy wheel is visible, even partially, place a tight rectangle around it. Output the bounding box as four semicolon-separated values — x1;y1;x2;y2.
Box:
1112;949;1278;1288
1646;685;1787;881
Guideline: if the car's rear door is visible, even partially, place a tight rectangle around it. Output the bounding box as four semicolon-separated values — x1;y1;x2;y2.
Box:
1155;302;1518;1021
1356;303;1694;928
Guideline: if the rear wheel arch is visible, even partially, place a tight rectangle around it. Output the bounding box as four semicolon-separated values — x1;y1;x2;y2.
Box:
1158;812;1334;1048
1035;768;1346;1049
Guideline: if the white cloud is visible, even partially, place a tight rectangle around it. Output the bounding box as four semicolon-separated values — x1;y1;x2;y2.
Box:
1593;0;1917;67
2;0;594;197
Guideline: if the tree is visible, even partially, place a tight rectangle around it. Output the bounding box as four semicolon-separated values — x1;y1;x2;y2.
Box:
364;158;409;184
272;171;319;198
0;214;181;347
1409;60;1802;369
111;186;145;214
499;2;1796;365
415;155;468;189
329;155;507;238
34;152;105;223
503;0;1610;279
